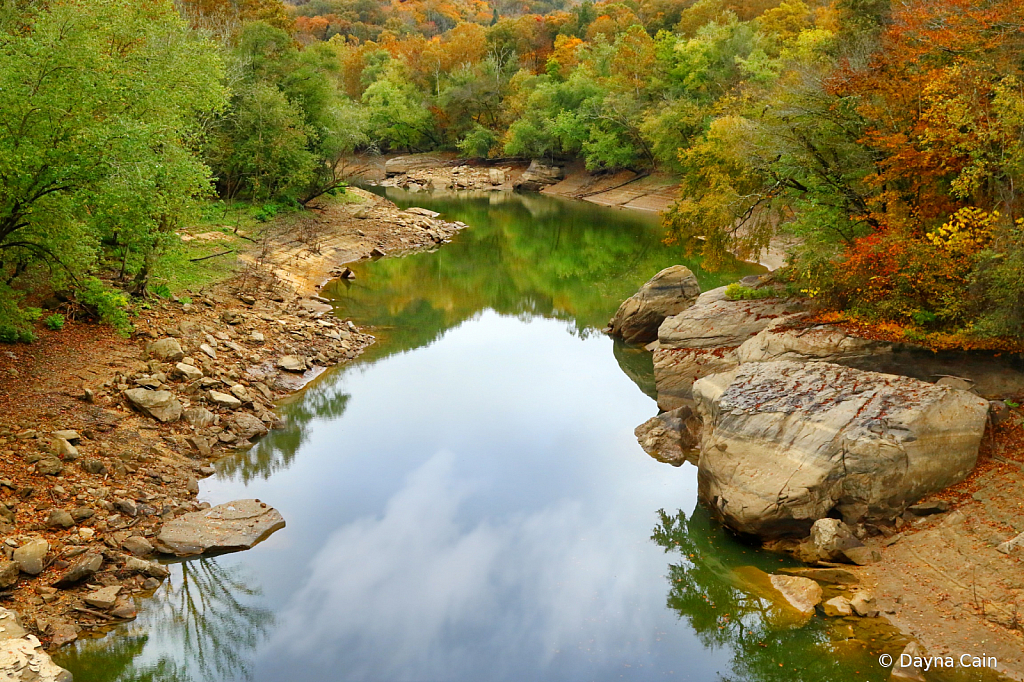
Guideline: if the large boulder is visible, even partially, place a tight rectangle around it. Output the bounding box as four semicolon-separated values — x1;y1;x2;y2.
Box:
123;388;182;423
0;608;72;681
657;287;806;349
653;347;740;411
736;324;891;365
514;160;564;192
634;405;701;466
693;361;989;537
607;266;701;344
155;499;285;557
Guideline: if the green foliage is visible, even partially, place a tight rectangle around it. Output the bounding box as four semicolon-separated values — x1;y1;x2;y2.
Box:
150;284;173;299
43;314;64;331
23;307;42;322
179;296;194;306
458;126;499;158
78;278;132;337
724;283;776;300
0;0;226;297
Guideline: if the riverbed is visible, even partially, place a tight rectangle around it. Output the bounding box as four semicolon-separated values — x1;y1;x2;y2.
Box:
56;190;988;682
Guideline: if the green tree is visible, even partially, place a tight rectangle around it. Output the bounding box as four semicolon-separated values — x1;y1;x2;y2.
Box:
0;0;225;315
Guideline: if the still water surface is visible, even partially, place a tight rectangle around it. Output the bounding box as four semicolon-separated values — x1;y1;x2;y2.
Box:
59;191;926;681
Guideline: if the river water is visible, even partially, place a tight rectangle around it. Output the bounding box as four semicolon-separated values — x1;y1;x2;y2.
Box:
57;190;983;681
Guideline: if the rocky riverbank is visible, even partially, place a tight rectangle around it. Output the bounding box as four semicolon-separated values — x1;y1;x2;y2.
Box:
611;266;1024;680
0;188;468;676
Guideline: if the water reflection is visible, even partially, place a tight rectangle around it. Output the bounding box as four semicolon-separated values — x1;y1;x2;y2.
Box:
58;559;272;682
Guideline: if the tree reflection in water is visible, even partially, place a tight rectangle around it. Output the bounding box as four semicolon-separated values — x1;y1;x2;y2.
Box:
58;558;272;682
651;507;891;682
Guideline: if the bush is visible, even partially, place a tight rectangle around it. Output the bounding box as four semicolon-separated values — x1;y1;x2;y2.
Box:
23;307;43;322
44;314;65;330
150;284;172;299
0;326;18;344
725;283;778;300
78;277;132;336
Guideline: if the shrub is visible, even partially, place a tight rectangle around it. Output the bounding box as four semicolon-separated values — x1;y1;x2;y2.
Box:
44;314;65;330
151;284;172;299
78;277;132;336
23;307;43;322
0;326;18;344
725;283;778;301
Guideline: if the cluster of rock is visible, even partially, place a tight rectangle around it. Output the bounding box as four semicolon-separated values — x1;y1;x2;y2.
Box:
382;156;513;191
348;202;467;250
610;268;995;560
0;287;364;652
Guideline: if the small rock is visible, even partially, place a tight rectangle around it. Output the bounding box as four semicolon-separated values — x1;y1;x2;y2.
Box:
936;375;975;392
849;591;878;617
229;412;268;440
229;384;252;403
340;267;355;280
121;536;155;557
125;557;170;580
209;390;241;409
114;498;138;517
0;560;19;588
238;293;256;305
50;438;79;461
822;595;853;617
110;596;137;620
250;331;265;344
50;430;80;443
174;362;203;381
84;585;120;609
148;338;184;362
890;641;926;680
36;456;63;476
996;530;1024;555
277;355;306;373
45;509;74;529
186;478;199;495
13;539;48;575
50;621;80;647
199;343;218;359
53;553;102;587
142;577;162;590
183;407;216;428
769;575;822;616
811;518;864;562
80;459;107;475
123;388;182;423
907;500;950;516
842;546;881;566
221;311;242;325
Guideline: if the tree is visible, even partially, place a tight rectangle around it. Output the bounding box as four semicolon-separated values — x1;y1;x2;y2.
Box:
0;0;225;309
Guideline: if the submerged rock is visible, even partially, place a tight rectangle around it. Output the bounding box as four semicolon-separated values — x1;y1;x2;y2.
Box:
693;361;989;537
607;266;701;344
155;499;285;557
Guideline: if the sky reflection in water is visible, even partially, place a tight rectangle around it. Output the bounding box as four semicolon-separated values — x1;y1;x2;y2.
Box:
57;192;907;682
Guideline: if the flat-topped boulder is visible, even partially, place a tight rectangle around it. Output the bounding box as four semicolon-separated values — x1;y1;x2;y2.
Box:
0;608;72;681
155;499;285;557
384;154;447;177
607;266;701;344
123;388;181;423
693;361;989;537
657;287;806;349
736;324;891;365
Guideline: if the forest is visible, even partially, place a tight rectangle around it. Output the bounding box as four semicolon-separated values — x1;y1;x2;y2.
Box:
0;0;1022;345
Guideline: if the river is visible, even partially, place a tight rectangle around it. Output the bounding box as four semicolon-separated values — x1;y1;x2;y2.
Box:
57;189;961;681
